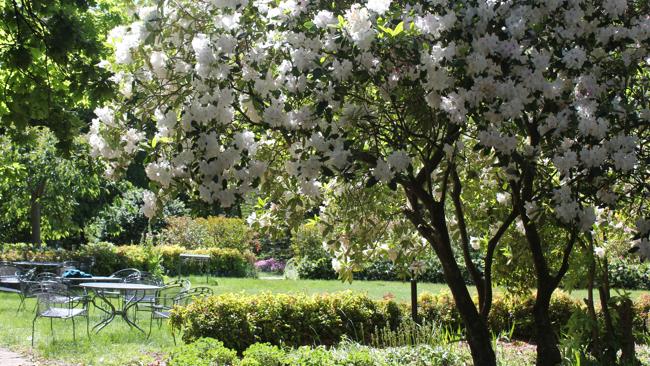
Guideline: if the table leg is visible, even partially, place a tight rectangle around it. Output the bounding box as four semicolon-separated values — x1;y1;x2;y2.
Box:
91;290;116;333
121;290;147;333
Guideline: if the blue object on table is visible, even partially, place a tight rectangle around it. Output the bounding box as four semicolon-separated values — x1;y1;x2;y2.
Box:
62;269;92;278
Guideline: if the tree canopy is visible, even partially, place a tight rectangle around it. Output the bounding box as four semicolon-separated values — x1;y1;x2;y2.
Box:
88;1;648;365
0;0;126;150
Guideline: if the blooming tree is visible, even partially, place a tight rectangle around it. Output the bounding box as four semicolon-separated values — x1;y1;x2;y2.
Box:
90;0;649;364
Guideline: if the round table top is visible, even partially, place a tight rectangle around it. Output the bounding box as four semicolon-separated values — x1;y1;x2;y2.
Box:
79;282;161;291
62;276;122;282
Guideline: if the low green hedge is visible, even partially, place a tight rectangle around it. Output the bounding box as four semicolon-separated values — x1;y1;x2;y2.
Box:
168;338;466;366
0;242;256;277
170;290;650;352
170;291;401;353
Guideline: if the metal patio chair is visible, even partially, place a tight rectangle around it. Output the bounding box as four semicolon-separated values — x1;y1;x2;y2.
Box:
148;286;213;343
31;285;90;346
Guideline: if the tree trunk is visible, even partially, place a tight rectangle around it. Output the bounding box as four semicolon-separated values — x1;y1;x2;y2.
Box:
30;195;42;247
534;286;562;366
617;298;638;365
30;180;47;248
441;250;496;366
427;209;496;366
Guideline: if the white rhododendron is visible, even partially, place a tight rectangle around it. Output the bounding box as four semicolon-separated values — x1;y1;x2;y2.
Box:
89;1;648;361
89;0;648;257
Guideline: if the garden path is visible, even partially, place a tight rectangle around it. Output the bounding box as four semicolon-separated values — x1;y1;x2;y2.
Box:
0;348;33;366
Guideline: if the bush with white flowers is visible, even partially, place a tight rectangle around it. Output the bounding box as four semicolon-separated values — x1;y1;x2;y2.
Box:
90;1;648;365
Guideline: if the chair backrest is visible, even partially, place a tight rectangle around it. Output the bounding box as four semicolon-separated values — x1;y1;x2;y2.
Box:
58;261;80;276
35;272;59;282
174;287;213;306
110;268;141;280
0;264;20;278
125;271;164;286
164;279;191;291
34;287;73;315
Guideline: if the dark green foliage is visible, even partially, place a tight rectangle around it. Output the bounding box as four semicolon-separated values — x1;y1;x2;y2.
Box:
84;185;188;244
607;259;650;290
0;0;124;149
296;257;338;280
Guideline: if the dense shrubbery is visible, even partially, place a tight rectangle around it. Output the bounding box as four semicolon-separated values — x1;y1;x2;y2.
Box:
84;185;188;244
170;289;650;352
170;291;401;353
0;242;255;277
157;216;254;252
168;338;466;366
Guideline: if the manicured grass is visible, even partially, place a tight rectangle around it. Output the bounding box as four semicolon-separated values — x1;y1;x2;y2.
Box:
197;275;648;303
0;276;647;365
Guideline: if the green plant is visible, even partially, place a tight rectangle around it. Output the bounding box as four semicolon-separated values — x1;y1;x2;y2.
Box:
242;343;286;366
85;185;187;244
157;216;254;251
170;291;400;353
167;338;238;366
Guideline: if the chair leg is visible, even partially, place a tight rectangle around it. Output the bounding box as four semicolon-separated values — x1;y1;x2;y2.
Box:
72;317;76;342
31;318;37;347
17;295;25;313
148;313;153;339
86;314;90;339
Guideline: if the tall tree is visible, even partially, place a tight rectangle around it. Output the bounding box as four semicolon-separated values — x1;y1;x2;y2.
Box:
90;1;648;364
0;127;104;245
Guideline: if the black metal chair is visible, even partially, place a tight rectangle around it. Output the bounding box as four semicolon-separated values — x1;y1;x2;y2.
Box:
31;285;90;346
57;260;80;276
124;271;164;320
148;286;213;343
0;263;22;293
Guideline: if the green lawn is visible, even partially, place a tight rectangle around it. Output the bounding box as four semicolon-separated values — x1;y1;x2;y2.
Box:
206;275;647;303
0;276;647;365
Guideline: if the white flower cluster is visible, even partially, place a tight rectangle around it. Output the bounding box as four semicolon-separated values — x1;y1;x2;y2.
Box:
90;0;646;253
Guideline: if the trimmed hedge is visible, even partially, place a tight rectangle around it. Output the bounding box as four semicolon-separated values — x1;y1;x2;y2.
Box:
170;291;401;353
0;242;255;277
171;290;650;353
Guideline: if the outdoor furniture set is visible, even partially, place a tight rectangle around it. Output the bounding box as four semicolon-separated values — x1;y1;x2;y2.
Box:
0;262;213;345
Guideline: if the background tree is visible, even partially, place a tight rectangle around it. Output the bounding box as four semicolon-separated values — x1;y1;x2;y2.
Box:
0;127;104;245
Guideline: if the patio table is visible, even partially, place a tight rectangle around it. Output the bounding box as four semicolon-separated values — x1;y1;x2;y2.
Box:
178;253;212;284
79;282;161;333
61;276;123;289
12;261;63;270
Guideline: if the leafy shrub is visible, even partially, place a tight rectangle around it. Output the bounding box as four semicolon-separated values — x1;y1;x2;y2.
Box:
170;291;400;353
242;343;286;366
291;223;329;261
159;245;256;277
84;185;187;244
0;242;255;277
296;257;338;280
488;291;580;340
167;339;468;366
607;259;650;290
167;338;238;366
157;216;253;251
